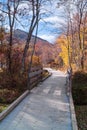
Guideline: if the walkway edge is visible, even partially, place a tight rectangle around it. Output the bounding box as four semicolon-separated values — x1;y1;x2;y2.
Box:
0;90;29;121
69;92;78;130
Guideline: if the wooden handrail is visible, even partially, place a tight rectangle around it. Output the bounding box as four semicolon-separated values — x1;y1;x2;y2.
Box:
29;66;43;89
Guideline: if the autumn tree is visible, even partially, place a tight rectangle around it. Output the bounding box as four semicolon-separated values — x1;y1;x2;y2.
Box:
57;0;87;70
0;0;21;73
56;35;70;67
20;0;40;73
75;0;87;69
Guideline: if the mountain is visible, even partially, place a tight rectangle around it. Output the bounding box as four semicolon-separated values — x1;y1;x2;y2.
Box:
13;29;60;64
13;29;53;45
14;29;28;41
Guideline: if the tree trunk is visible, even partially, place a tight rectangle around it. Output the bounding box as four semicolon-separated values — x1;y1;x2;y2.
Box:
27;22;38;90
8;28;13;73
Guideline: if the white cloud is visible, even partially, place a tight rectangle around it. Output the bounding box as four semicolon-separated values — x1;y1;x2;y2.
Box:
39;1;66;31
43;16;65;24
38;34;57;43
18;1;30;9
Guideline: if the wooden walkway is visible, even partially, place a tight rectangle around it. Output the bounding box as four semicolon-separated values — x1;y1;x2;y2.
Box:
0;69;72;130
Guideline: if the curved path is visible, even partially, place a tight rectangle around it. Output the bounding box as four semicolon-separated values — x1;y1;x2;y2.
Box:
0;68;72;130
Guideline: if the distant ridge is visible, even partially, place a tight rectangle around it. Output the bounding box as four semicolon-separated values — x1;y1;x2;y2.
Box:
14;29;52;44
13;29;60;64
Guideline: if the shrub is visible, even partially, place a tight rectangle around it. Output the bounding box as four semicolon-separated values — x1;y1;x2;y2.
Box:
0;89;19;104
72;71;87;105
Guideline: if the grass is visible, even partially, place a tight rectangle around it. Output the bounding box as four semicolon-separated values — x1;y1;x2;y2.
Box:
0;88;22;113
0;103;9;113
0;88;21;104
72;71;87;130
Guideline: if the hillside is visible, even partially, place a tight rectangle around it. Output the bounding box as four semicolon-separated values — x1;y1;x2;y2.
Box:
13;29;60;64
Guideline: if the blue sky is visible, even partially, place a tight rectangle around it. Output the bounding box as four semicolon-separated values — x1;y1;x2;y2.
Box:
0;0;65;43
20;0;65;43
36;1;65;43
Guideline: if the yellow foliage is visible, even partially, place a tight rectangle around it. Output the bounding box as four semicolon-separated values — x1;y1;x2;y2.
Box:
0;68;3;72
59;44;68;66
57;35;69;66
0;32;4;41
32;55;40;66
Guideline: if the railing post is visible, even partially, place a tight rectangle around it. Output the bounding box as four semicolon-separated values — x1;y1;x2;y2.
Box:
66;67;72;95
69;68;72;91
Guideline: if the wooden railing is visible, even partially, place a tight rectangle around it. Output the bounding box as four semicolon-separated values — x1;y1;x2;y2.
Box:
29;66;43;89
